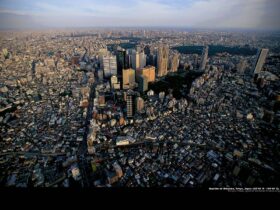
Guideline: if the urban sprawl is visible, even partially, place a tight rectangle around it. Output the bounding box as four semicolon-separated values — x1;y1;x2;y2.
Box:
0;29;280;187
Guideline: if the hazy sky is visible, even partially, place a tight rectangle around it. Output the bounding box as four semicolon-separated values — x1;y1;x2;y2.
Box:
0;0;279;30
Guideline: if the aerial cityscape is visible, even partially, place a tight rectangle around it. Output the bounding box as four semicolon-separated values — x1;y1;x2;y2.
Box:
0;0;280;191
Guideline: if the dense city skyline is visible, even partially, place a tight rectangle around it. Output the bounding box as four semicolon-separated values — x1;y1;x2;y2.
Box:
0;0;280;191
0;0;280;30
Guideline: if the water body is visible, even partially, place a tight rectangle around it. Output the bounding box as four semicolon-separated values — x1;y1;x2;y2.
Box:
173;45;258;56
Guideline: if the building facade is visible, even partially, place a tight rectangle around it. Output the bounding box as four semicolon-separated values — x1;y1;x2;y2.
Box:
157;45;169;77
126;90;135;118
199;46;209;71
101;55;117;78
122;68;136;90
253;48;269;75
137;65;155;83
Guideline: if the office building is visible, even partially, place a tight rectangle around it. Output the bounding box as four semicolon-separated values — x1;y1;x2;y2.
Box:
136;97;145;113
139;52;147;69
101;55;117;78
131;51;140;70
144;45;151;56
126;90;135;118
111;75;120;90
199;46;208;71
126;49;134;67
116;49;127;76
253;48;269;75
111;75;118;86
170;53;179;72
122;68;136;90
125;53;131;69
136;65;155;83
136;45;142;53
137;75;148;93
113;83;120;90
157;45;169;77
147;54;157;66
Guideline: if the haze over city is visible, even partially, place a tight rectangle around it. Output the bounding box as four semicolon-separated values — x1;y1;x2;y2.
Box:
0;0;280;30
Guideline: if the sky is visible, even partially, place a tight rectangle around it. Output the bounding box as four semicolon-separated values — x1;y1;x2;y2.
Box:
0;0;280;30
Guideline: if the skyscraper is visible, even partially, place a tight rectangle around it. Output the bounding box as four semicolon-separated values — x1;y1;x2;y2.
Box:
139;52;147;69
199;46;208;71
122;68;136;90
101;55;117;78
111;75;120;90
116;49;127;76
144;45;151;56
136;65;155;83
147;54;157;66
137;75;148;93
253;48;269;75
157;45;169;77
136;97;145;113
170;53;179;72
126;90;135;118
131;51;140;70
126;49;132;68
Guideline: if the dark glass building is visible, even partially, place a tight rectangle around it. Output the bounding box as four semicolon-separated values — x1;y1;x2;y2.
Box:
117;49;127;76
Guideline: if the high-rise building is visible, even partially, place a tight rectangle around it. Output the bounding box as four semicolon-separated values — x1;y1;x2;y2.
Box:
199;46;208;71
101;55;117;78
170;53;179;72
131;51;140;70
111;75;118;88
136;45;142;53
113;83;121;90
116;49;127;76
136;65;155;83
137;75;148;93
139;52;147;69
157;45;169;77
126;90;135;118
136;97;145;113
122;68;136;90
144;45;151;56
147;54;157;66
125;53;131;69
193;54;199;68
253;48;269;75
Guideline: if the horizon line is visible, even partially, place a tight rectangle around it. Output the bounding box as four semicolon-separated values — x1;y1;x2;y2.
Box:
0;26;280;33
